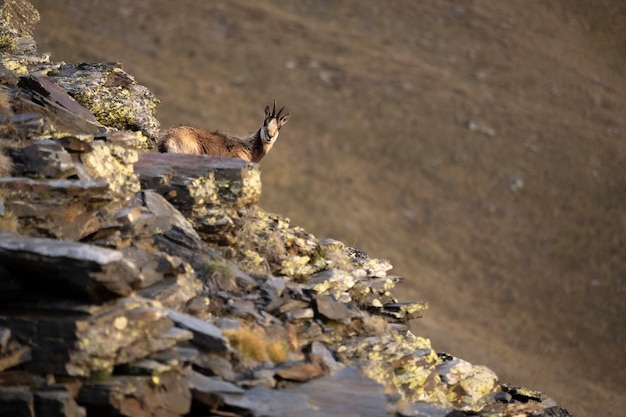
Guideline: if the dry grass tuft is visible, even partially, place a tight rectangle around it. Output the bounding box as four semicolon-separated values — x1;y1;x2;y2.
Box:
237;217;286;265
0;88;15;139
362;313;389;336
224;326;289;363
0;151;12;177
0;207;18;232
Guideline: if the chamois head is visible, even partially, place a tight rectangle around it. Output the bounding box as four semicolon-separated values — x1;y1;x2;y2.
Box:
260;100;290;147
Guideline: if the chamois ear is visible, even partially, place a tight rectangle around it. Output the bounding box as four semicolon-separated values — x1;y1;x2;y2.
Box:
279;112;291;127
264;105;271;118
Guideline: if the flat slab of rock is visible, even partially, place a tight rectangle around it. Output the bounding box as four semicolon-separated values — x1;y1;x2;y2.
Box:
221;385;322;417
78;372;190;417
380;301;429;322
0;297;184;377
313;294;360;324
187;371;244;409
18;74;98;125
0;386;34;417
11;139;77;179
0;177;116;240
14;75;103;137
167;310;228;354
0;231;141;302
34;390;85;417
286;367;389;417
135;152;262;211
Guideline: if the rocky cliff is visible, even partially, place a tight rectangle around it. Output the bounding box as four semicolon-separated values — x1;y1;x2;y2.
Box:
0;1;572;416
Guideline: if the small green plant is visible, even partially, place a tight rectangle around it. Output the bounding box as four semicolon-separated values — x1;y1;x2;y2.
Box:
308;244;327;265
203;261;236;292
89;369;112;382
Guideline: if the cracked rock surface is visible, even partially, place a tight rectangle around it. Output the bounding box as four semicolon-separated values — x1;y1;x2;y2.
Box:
0;1;573;416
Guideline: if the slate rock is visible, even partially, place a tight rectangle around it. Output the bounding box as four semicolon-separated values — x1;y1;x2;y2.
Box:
18;74;98;125
78;372;190;417
9;78;102;136
149;346;199;368
191;350;236;382
0;342;31;372
135;152;262;214
435;358;499;411
122;247;187;289
306;268;355;299
12;139;76;178
167;310;228;354
287;308;315;320
50;62;160;142
0;386;34;417
187;370;244;409
286;367;389;417
305;341;345;374
220;385;322;417
275;356;328;382
56;135;94;153
79;140;140;196
0;177;117;240
493;391;513;403
0;0;39;36
379;301;429;322
313;294;360;324
0;231;142;302
0;297;182;376
142;189;224;276
138;275;200;311
34;390;85;417
226;299;264;321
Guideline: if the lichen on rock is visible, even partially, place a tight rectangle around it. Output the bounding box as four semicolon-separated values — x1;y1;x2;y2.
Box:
80;140;140;196
0;2;575;416
50;62;160;144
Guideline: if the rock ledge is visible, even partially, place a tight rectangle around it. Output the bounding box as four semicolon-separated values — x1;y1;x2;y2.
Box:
0;1;572;416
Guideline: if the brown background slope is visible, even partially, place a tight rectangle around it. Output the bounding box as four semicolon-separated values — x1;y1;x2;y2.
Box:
30;1;625;415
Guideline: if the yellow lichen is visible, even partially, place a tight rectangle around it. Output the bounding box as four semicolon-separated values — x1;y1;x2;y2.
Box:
80;141;140;195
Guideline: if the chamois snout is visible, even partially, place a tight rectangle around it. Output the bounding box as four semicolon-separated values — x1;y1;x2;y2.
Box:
263;119;280;144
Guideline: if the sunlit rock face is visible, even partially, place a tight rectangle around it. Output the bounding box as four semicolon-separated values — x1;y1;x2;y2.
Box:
0;1;573;416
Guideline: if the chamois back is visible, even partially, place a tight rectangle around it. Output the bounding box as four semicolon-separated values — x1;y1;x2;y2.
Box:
158;101;290;163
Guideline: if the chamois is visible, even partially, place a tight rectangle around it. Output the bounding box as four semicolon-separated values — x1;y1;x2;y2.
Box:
158;101;290;163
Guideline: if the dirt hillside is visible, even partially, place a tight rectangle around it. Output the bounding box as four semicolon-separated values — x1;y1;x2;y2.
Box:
30;1;625;415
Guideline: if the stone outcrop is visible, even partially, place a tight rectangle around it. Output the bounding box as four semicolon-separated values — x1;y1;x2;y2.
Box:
0;0;159;147
0;1;573;416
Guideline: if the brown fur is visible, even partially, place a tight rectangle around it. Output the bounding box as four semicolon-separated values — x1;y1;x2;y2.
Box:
158;101;290;163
